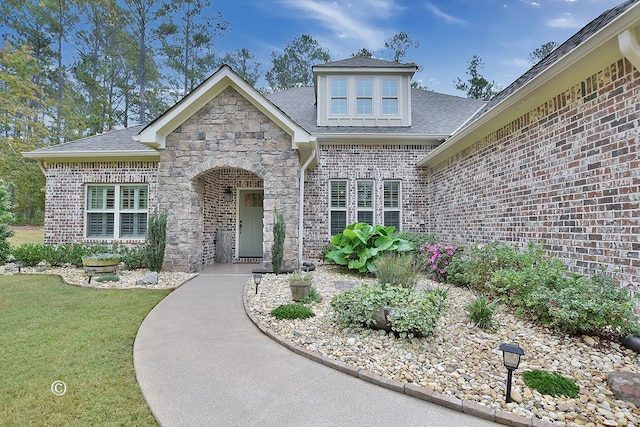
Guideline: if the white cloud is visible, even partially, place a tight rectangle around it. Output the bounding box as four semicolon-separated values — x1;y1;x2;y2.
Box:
503;58;530;67
277;0;397;51
546;13;580;29
424;3;467;25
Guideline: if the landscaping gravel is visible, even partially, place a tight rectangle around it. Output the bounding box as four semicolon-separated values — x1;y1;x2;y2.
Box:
0;263;196;289
244;264;640;426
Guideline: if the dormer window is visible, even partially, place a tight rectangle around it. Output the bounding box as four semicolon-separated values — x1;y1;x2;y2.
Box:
382;79;398;115
314;57;416;127
331;79;347;115
356;79;372;115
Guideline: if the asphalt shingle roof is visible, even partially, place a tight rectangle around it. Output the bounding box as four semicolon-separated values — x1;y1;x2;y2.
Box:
313;57;417;69
266;87;485;136
26;125;155;155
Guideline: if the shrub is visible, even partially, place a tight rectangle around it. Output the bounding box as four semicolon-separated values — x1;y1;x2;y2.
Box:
325;222;413;273
119;245;148;269
448;242;545;289
331;282;447;337
272;209;285;274
146;209;167;272
0;181;14;264
270;303;315;320
525;269;640;337
372;252;421;288
11;244;47;266
420;242;458;282
298;287;321;304
466;295;498;329
522;370;579;398
392;231;437;254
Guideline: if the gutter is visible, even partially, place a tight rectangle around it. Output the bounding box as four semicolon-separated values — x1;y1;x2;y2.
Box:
22;150;160;160
298;143;317;268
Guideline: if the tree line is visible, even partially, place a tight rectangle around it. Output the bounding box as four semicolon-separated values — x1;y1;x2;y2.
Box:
0;0;557;224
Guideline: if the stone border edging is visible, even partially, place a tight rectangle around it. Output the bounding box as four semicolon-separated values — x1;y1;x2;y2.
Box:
242;286;554;427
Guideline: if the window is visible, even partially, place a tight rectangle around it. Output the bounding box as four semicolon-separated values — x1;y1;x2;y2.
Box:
383;180;401;229
356;180;374;224
356;79;372;115
331;79;347;115
382;79;398;115
86;184;148;239
330;180;347;235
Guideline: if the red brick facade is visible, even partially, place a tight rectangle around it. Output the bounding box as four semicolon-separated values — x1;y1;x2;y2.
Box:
428;58;640;292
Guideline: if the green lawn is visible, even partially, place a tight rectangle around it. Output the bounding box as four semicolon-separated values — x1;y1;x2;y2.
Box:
0;274;169;425
8;226;44;246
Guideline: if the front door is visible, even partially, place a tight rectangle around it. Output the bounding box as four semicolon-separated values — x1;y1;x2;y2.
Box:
238;189;264;258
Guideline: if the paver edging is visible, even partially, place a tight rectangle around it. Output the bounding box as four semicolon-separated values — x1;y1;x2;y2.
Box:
242;286;535;427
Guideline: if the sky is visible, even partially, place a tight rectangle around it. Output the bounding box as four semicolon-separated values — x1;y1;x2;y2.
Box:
212;0;626;95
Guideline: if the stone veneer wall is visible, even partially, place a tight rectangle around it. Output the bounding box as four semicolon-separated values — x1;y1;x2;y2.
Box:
428;58;640;292
303;143;434;260
159;86;300;272
42;161;158;245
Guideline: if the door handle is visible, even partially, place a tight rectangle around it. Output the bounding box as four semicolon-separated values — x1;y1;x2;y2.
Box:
239;220;242;234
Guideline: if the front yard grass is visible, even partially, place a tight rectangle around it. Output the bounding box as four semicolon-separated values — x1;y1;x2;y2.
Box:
0;274;169;425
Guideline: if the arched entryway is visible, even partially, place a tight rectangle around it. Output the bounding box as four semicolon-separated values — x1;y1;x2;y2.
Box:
198;167;264;266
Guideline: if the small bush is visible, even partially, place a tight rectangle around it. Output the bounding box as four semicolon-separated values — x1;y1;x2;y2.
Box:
11;244;47;266
95;275;120;283
119;245;148;269
526;269;640;337
372;252;421;288
466;295;498;329
270;303;315;320
272;210;285;274
522;370;579;398
392;231;437;254
146;209;167;272
298;287;320;304
331;282;447;337
419;242;458;282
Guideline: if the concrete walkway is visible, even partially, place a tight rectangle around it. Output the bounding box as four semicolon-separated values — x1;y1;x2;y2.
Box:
134;264;499;426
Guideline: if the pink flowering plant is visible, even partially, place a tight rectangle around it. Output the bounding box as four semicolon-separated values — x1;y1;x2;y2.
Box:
420;242;458;282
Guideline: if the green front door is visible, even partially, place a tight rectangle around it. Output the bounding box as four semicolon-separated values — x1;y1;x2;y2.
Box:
238;189;264;258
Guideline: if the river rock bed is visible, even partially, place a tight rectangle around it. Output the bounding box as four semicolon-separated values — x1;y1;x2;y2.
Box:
244;264;640;426
1;263;196;289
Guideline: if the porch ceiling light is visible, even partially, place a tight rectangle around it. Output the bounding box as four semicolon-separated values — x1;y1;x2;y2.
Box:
223;187;233;202
499;343;524;403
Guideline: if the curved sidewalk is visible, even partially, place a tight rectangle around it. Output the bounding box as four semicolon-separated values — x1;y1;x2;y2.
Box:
134;264;499;426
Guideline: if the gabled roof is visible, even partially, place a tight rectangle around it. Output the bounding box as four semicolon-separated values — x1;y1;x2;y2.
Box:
23;125;159;161
313;57;417;70
136;65;315;154
266;87;485;139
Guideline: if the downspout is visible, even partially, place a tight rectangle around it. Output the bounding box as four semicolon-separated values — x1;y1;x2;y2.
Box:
298;146;317;268
618;27;640;71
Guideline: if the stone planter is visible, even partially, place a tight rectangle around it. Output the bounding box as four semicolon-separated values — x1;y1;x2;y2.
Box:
289;279;311;301
82;256;121;276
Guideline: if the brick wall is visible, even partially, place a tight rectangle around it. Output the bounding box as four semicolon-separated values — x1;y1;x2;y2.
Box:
303;143;434;260
42;161;158;245
428;58;640;293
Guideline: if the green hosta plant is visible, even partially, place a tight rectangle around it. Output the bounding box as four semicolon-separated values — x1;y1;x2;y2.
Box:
325;222;413;273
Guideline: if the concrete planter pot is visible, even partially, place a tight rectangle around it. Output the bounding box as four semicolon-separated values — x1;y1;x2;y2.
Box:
82;256;121;276
289;279;311;301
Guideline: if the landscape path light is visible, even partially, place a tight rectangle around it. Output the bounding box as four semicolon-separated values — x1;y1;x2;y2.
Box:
253;273;262;295
499;343;524;403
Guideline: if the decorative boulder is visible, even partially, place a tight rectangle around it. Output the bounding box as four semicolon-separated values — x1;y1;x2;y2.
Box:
608;371;640;407
136;272;159;286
